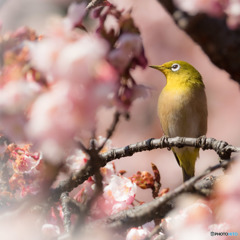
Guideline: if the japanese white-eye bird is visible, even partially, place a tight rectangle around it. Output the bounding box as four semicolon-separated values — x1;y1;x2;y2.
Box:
150;60;208;182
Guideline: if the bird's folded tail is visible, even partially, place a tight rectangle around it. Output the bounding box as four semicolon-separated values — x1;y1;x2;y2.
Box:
182;168;192;182
172;147;199;182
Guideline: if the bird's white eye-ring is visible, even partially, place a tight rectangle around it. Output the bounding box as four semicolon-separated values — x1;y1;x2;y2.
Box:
171;63;181;72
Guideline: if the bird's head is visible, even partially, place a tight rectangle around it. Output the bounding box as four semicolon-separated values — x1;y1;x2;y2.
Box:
150;60;203;86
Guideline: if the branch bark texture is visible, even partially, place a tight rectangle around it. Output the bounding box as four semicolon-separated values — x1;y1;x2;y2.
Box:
51;136;239;201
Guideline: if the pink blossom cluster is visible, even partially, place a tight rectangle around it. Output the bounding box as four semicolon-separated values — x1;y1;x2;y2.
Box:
0;1;147;162
0;1;149;238
92;3;148;109
116;158;240;240
174;0;240;29
126;222;155;240
161;160;240;240
68;143;137;218
42;138;137;238
28;26;117;161
0;136;139;239
1;23;117;161
6;143;44;198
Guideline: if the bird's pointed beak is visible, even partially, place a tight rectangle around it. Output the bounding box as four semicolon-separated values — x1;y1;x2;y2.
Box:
149;65;165;72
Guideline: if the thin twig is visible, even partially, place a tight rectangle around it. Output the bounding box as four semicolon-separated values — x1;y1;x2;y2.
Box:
73;146;104;234
76;111;121;152
193;175;217;197
75;138;89;153
61;192;72;233
144;223;165;240
86;0;105;9
60;192;91;235
98;111;121;152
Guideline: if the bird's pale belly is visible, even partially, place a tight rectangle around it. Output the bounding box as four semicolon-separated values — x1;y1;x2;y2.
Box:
158;88;207;138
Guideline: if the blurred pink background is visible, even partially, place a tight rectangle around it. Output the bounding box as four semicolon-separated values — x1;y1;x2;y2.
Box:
1;0;240;201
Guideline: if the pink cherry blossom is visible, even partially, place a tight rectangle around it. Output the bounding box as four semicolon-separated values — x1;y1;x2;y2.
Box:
164;197;214;239
102;175;137;215
81;172;137;218
104;14;120;34
30;23;113;84
214;159;240;232
126;221;156;240
74;178;95;203
8;144;44;198
174;0;240;29
27;82;79;161
0;26;42;142
28;21;117;161
0;80;40;142
226;0;240;28
66;149;88;173
41;224;61;238
11;145;41;174
104;175;137;202
101;162;116;184
174;0;226;17
63;2;86;30
126;227;150;240
166;226;212;240
108;33;146;73
208;223;230;231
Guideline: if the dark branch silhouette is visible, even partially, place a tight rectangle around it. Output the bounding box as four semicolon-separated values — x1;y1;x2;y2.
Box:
157;0;240;84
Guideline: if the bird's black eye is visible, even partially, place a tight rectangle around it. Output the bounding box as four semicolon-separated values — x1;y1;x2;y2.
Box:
171;63;181;72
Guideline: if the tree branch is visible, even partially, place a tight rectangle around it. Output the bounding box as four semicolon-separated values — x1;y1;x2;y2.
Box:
51;136;239;201
101;136;238;161
101;159;231;231
157;0;240;84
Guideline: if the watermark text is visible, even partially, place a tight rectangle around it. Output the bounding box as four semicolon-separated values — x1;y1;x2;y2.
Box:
210;231;238;237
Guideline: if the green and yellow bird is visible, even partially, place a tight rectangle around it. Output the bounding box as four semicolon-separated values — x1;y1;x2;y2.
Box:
150;60;208;182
